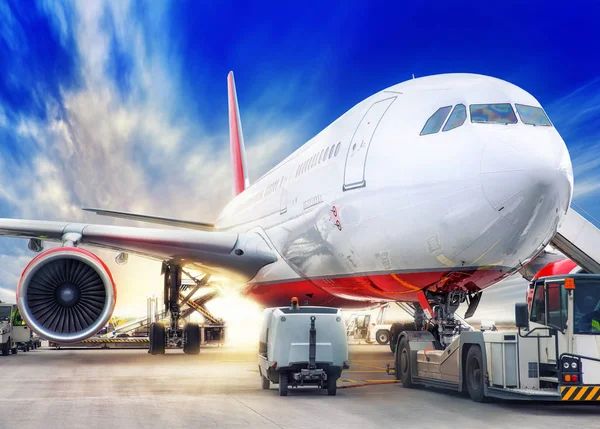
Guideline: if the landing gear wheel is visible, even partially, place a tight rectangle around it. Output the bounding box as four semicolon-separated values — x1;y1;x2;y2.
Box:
376;330;390;345
149;322;166;355
183;323;201;355
396;337;413;388
389;322;415;353
261;375;270;390
278;372;288;396
1;342;9;356
466;346;487;403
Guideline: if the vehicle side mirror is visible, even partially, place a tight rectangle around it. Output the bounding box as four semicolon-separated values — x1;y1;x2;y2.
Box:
515;303;529;330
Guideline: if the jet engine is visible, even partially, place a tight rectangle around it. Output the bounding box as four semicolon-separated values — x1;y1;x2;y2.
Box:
17;247;116;343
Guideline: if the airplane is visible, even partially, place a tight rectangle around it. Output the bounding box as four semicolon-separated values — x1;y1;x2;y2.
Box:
0;72;573;352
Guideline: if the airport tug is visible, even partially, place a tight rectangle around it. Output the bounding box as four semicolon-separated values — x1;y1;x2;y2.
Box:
389;274;600;402
258;298;349;396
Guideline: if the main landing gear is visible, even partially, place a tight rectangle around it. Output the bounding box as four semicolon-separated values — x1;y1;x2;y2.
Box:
148;263;209;356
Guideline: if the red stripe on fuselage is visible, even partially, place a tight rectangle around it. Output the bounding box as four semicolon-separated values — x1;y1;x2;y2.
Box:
228;72;245;196
244;268;510;309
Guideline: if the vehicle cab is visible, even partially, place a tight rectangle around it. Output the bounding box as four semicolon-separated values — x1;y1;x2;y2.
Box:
0;303;16;355
519;274;600;388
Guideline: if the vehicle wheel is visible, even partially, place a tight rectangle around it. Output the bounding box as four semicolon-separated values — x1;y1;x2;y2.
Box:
149;322;166;355
11;346;17;355
327;376;337;396
183;323;201;355
465;346;487;403
278;372;288;396
376;329;390;345
396;336;413;388
25;344;30;352
1;342;9;356
261;375;270;390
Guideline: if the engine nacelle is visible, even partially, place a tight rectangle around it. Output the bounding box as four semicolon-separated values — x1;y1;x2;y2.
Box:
17;247;116;343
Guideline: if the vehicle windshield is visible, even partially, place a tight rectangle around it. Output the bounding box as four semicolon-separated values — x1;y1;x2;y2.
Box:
515;104;552;126
574;279;600;334
0;306;11;322
470;103;518;124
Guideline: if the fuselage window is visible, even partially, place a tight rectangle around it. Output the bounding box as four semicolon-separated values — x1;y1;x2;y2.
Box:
319;149;324;163
442;104;467;131
420;106;452;135
311;154;316;168
324;146;330;160
470;103;517;124
334;142;341;156
515;104;552;126
329;145;334;159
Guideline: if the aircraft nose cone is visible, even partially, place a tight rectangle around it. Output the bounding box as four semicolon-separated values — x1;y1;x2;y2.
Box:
480;139;572;220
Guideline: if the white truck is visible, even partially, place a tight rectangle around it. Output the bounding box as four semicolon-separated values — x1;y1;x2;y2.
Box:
0;302;35;355
389;274;600;402
258;300;349;396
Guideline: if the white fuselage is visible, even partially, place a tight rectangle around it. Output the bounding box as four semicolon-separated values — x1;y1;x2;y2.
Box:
214;74;573;306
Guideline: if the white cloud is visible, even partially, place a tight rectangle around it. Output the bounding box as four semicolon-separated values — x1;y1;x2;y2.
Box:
0;1;322;317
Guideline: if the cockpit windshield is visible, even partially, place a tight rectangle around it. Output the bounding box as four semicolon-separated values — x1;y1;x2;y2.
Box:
516;104;552;126
470;103;517;124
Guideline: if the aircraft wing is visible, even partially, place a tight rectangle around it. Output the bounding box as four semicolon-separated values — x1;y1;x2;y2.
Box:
0;218;277;282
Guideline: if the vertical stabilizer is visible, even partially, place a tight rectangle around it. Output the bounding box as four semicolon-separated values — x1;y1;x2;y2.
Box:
227;71;249;196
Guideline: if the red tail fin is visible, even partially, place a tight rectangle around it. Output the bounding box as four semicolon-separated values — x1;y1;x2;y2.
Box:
227;71;249;196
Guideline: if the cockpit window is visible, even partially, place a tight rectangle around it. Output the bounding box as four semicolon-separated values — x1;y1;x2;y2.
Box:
516;104;552;126
420;106;452;136
442;104;467;131
470;104;517;124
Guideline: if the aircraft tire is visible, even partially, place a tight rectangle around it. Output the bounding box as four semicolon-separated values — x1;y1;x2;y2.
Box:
183;323;201;355
149;322;166;355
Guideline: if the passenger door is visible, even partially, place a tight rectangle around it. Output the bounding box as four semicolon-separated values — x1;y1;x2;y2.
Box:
279;176;288;215
343;97;396;191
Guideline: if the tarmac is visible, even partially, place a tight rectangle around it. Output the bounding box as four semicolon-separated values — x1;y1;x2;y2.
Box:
0;344;598;429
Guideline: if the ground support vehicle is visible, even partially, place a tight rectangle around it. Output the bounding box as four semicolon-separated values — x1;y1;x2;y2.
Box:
258;301;349;396
389;274;600;402
0;303;35;355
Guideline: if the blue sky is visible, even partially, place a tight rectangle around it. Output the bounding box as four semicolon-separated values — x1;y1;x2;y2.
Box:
0;0;599;316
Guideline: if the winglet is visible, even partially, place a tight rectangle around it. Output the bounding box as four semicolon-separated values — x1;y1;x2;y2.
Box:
227;71;249;196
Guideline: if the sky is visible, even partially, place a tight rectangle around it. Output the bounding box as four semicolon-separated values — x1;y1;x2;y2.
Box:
1;0;600;326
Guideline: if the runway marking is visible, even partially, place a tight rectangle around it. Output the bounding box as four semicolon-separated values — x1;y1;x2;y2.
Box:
344;370;387;373
364;379;399;383
351;362;388;370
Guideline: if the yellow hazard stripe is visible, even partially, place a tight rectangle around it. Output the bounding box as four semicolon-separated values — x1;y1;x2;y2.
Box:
561;385;600;401
586;386;600;401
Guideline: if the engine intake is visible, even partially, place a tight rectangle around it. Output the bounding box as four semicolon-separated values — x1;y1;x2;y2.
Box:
17;247;116;343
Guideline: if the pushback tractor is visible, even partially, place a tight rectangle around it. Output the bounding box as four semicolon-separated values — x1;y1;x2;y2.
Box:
389;274;600;402
258;298;349;396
